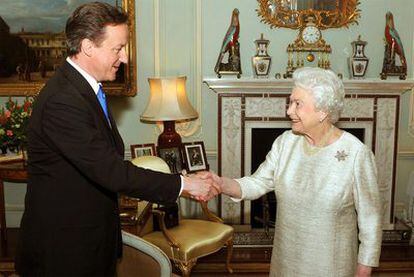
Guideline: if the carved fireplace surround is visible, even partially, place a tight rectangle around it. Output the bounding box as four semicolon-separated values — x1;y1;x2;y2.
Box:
204;78;414;231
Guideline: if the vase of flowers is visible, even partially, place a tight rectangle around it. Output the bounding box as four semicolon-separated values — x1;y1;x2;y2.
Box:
0;98;33;158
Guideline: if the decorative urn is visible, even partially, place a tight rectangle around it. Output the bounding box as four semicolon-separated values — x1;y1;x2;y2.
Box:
252;33;272;78
348;35;369;79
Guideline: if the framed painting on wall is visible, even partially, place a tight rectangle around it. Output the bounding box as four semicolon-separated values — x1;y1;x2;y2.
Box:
0;0;136;96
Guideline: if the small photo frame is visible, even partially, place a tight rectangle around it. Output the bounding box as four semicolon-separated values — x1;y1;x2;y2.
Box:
157;146;183;174
182;141;209;173
130;143;156;159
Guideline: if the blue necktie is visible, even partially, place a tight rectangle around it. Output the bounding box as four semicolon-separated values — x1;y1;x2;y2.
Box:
97;85;109;121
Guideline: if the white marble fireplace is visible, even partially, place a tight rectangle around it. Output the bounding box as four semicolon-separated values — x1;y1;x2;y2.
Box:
204;78;414;230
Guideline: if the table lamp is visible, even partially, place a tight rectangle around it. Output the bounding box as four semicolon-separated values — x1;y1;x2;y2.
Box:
140;76;198;148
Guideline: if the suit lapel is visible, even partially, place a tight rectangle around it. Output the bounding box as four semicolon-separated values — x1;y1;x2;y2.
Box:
58;62;124;155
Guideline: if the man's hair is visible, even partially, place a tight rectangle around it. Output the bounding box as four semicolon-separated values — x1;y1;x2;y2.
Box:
65;2;128;56
293;67;345;124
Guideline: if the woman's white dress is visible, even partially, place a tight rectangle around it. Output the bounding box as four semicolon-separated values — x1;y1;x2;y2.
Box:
235;130;382;277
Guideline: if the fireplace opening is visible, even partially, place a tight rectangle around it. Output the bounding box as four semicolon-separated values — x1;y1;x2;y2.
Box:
250;127;365;229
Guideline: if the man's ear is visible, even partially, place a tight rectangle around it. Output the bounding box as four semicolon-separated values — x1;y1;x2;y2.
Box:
80;39;94;57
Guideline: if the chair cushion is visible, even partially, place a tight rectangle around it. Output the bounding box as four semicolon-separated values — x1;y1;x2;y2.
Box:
142;219;233;262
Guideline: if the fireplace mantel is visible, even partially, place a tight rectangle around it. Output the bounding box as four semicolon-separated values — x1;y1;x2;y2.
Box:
204;77;414;230
204;77;414;94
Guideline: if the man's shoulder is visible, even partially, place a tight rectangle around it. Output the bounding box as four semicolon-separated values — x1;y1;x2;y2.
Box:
38;63;83;100
34;72;88;118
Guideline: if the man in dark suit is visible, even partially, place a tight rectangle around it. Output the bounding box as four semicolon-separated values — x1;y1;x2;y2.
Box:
15;2;218;276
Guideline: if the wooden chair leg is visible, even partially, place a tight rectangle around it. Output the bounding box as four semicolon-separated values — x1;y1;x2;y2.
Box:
226;238;234;273
176;258;196;277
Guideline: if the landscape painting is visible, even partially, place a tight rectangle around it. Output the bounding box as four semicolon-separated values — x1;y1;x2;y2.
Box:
0;0;136;96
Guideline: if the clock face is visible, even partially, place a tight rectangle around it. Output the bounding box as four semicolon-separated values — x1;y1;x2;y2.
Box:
301;26;321;44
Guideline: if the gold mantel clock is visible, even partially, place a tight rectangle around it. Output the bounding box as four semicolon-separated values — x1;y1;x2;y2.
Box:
284;17;331;78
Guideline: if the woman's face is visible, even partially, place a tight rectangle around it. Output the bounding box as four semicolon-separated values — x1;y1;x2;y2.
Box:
287;86;323;135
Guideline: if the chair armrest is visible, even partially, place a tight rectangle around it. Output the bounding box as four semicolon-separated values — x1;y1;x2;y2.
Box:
136;202;153;237
121;230;172;277
180;194;224;223
199;201;224;223
152;209;180;249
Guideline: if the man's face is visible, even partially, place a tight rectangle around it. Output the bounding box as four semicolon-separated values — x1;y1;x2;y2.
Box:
90;24;128;81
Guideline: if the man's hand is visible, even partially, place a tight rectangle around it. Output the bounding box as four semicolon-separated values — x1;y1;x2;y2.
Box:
196;171;223;187
182;173;221;201
196;170;242;199
355;264;372;277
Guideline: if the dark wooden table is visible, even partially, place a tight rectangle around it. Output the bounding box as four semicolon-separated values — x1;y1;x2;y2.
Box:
0;160;27;256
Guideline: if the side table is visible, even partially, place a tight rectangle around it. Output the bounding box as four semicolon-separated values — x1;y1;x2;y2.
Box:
0;160;27;256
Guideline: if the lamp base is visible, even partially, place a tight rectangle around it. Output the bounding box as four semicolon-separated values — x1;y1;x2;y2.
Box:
158;121;182;148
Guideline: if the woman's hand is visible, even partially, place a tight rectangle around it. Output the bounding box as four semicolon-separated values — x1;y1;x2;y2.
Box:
355;264;372;277
197;171;223;187
196;171;242;199
182;173;221;201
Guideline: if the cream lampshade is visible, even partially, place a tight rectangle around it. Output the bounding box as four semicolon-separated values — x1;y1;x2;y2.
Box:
140;76;198;147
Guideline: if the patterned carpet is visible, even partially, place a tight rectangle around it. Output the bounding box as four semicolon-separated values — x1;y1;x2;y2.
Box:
233;230;274;246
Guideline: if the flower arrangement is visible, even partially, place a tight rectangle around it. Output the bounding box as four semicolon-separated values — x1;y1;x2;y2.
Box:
0;98;33;154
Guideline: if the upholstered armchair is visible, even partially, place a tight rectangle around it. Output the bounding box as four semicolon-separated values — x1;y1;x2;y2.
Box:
131;156;234;277
117;230;174;277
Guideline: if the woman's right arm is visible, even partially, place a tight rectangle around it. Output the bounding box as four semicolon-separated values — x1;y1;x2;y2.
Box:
200;172;242;199
221;177;242;198
200;133;285;200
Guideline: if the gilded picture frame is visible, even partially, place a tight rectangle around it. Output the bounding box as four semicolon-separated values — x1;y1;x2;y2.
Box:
0;0;136;97
257;0;360;30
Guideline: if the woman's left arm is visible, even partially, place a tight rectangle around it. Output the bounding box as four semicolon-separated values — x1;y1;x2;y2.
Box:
353;145;382;272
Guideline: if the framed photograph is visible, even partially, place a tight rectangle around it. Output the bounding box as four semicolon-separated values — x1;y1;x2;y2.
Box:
182;141;209;173
0;0;136;96
130;143;156;159
157;146;183;174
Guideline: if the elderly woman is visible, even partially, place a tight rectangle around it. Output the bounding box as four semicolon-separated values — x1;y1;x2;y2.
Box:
203;67;382;276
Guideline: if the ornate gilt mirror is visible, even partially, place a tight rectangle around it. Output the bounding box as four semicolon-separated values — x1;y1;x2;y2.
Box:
257;0;360;29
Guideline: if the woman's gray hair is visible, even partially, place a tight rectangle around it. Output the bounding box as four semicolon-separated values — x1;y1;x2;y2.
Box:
292;67;345;123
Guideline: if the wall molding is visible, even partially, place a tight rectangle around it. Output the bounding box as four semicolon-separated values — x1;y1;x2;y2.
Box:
153;0;203;138
126;150;217;160
409;88;414;138
5;204;24;211
398;150;414;159
153;0;160;76
206;150;217;159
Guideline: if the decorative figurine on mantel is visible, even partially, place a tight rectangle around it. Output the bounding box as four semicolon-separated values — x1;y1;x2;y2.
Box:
380;11;407;80
252;33;272;78
348;35;369;79
214;8;242;78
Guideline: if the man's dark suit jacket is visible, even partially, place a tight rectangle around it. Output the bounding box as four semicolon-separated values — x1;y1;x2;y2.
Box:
15;61;181;276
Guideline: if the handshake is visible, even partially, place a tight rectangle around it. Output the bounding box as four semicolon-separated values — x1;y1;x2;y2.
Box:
182;171;224;201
